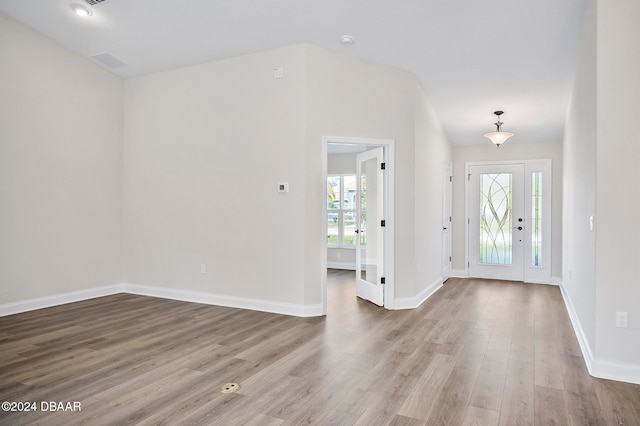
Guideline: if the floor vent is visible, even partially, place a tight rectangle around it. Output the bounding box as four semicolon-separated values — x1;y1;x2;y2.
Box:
220;383;240;393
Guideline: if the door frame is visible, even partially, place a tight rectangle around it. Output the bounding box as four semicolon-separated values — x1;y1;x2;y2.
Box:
322;136;395;314
464;159;552;283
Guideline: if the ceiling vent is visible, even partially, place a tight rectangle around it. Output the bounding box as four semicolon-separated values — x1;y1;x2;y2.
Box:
83;0;106;5
90;53;127;69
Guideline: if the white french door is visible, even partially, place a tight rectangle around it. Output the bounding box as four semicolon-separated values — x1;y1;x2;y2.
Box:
467;160;551;283
356;147;384;306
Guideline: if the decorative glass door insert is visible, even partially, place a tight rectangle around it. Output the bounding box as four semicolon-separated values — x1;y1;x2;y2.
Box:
479;173;513;265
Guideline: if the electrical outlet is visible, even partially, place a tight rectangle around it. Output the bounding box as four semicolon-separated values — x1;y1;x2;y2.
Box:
616;311;627;328
200;264;206;274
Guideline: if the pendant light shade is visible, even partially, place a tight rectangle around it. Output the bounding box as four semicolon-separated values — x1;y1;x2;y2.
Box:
484;111;513;147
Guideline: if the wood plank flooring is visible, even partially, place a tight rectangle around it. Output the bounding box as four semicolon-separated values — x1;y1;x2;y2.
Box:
1;270;639;425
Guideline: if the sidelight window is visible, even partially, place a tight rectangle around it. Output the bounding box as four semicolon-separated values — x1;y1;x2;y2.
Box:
531;172;542;267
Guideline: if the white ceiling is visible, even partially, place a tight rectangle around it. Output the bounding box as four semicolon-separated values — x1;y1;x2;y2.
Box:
0;0;587;146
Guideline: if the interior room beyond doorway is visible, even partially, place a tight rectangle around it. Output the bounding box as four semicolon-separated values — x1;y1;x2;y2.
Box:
324;139;392;312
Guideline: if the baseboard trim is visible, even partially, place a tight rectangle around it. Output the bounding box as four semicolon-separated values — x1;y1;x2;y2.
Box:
451;269;467;278
123;283;323;318
560;283;640;385
559;283;596;374
393;277;443;310
1;283;324;318
327;262;356;271
0;284;124;317
524;278;558;286
592;359;640;385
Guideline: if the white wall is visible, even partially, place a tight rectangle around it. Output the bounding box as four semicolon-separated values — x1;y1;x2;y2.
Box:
563;0;640;382
414;84;453;296
1;23;452;315
328;153;358;175
0;14;123;304
451;142;563;280
305;47;417;301
306;46;451;302
594;0;640;368
123;45;308;306
123;44;446;309
562;0;597;359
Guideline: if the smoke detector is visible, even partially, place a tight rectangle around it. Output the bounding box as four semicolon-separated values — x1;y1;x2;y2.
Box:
341;35;354;45
71;4;92;17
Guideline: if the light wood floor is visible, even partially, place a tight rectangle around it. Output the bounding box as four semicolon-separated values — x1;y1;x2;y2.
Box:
1;271;639;425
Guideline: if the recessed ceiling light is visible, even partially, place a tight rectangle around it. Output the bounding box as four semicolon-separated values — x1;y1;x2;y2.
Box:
71;4;93;17
341;35;354;45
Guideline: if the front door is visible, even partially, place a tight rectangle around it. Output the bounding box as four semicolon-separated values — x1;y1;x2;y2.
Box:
468;164;525;281
356;147;384;306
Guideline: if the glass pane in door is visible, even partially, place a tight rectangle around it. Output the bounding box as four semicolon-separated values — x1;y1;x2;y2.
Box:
359;158;377;283
343;211;357;245
531;171;542;266
479;173;513;265
343;175;357;246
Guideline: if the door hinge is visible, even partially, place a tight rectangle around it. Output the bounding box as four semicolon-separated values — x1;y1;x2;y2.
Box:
449;256;452;262
449;176;453;182
449;216;452;222
468;173;471;181
381;277;385;284
380;162;386;170
468;261;470;268
381;219;386;227
468;218;470;224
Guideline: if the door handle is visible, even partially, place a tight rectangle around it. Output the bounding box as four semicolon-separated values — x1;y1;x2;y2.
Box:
443;227;447;230
354;229;359;234
513;226;523;230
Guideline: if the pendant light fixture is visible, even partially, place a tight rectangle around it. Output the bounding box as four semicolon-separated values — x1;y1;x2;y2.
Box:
484;111;513;147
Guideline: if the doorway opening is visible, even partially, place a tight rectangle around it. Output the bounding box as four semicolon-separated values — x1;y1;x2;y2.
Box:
465;160;552;283
322;137;394;315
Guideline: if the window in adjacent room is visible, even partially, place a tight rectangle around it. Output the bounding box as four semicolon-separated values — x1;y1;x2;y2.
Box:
327;175;357;247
